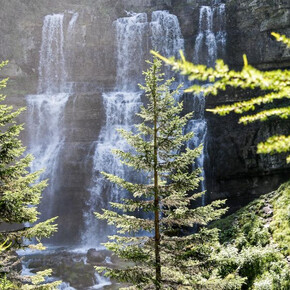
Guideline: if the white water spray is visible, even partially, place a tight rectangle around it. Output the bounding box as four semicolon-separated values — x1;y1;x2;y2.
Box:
194;6;217;66
38;14;66;94
150;11;184;58
82;12;147;247
115;13;148;91
184;93;207;205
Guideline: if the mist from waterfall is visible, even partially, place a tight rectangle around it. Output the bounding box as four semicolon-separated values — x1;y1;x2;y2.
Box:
26;13;77;221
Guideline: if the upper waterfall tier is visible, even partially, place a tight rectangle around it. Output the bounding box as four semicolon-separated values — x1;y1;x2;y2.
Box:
151;10;185;81
38;14;66;94
194;3;226;66
114;11;185;92
150;11;184;58
82;10;186;247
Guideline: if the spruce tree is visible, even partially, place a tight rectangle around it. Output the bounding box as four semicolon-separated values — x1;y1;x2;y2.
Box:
0;61;59;289
95;58;238;289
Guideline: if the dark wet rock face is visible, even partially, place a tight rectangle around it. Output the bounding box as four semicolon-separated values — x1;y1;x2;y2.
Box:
86;248;108;263
204;87;289;212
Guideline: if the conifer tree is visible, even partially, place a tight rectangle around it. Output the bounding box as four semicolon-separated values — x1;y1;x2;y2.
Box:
0;61;59;289
95;58;241;289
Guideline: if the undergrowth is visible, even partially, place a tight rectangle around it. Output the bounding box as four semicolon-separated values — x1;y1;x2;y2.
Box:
212;181;290;289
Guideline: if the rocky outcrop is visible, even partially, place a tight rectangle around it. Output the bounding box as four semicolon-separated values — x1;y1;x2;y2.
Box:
0;0;289;243
206;0;290;210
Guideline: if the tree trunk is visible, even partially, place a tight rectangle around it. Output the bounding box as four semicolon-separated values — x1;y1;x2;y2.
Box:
153;66;161;290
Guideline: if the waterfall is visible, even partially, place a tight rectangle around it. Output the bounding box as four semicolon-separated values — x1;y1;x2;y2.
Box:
150;11;184;58
82;11;185;247
26;13;76;222
115;12;148;91
38;14;66;94
215;3;227;58
194;3;226;66
188;3;226;205
82;13;146;247
150;10;185;82
194;6;217;66
68;12;79;36
82;91;142;246
184;93;207;205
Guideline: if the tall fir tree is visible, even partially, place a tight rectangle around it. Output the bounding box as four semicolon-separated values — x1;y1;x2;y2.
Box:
0;61;59;289
96;58;242;289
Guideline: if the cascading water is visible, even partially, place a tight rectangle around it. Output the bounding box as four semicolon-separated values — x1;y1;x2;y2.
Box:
17;5;229;290
66;12;79;93
194;6;217;67
38;14;67;94
26;13;76;224
68;12;79;37
184;93;208;205
115;12;148;92
194;3;226;66
82;13;147;247
82;11;185;247
150;11;184;82
82;91;142;247
215;3;227;58
188;2;226;205
150;11;184;57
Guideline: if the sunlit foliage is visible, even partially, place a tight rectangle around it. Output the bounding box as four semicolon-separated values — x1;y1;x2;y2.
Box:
0;61;60;289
